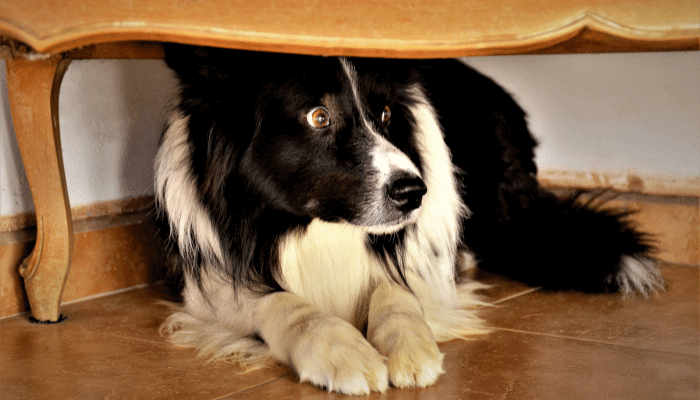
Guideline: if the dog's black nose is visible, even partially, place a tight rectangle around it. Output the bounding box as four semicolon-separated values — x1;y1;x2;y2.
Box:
387;174;427;212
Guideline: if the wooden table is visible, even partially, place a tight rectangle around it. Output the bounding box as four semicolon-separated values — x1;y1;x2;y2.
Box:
1;0;698;322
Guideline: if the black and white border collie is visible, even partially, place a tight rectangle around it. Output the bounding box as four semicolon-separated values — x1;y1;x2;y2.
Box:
156;45;663;395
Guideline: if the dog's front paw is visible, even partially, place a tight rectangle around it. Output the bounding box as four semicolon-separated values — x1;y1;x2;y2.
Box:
370;314;445;388
291;318;389;395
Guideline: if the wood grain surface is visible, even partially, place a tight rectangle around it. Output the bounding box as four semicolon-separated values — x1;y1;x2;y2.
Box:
1;0;698;57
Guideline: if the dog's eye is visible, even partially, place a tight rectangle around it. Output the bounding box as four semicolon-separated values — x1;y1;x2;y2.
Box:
307;107;330;128
381;106;391;123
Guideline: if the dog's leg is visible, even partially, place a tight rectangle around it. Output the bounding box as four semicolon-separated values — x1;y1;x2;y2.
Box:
367;281;445;388
255;291;389;395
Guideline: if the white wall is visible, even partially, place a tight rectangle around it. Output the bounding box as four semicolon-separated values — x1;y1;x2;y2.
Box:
462;52;700;178
1;52;698;217
1;59;176;216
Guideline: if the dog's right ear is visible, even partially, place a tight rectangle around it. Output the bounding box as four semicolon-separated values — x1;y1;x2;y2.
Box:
163;44;223;83
163;43;261;89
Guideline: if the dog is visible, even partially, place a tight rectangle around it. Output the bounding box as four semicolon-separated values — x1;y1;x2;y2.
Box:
155;45;663;395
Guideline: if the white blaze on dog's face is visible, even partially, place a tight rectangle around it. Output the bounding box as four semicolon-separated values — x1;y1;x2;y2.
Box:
249;57;426;233
339;59;426;233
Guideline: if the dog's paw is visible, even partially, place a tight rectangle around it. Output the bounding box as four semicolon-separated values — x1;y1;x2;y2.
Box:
370;314;445;388
387;330;445;388
291;319;389;395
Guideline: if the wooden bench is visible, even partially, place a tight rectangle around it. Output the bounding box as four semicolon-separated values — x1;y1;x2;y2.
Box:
1;0;697;322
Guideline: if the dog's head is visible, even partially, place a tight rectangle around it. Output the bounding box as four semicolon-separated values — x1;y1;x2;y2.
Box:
251;57;427;233
170;48;427;234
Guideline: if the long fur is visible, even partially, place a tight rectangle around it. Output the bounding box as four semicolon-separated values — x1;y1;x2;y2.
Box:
155;45;662;395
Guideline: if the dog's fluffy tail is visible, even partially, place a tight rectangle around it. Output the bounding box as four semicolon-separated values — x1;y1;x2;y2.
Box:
465;190;664;296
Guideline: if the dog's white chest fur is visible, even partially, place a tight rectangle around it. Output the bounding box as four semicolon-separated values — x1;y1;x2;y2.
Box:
278;220;377;326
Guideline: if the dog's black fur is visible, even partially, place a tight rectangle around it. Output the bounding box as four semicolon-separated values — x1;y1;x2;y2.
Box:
161;45;660;295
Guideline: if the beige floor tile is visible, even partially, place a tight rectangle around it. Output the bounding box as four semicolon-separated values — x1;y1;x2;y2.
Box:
1;287;291;400
485;263;699;355
1;264;697;400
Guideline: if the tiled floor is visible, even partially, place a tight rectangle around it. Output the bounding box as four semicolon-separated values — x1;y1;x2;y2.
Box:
1;263;698;399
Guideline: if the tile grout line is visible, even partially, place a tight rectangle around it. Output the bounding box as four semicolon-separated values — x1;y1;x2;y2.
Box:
104;333;170;346
492;326;699;358
214;372;295;400
492;287;542;305
62;284;151;306
661;260;700;269
0;284;153;321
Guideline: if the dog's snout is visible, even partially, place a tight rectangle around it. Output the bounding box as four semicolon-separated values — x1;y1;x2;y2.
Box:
387;174;427;212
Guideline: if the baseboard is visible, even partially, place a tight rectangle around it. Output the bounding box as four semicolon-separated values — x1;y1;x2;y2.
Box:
0;210;162;318
0;195;154;233
539;169;699;266
539;169;700;197
546;189;699;266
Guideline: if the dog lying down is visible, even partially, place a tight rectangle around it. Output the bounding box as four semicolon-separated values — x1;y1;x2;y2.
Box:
155;45;663;395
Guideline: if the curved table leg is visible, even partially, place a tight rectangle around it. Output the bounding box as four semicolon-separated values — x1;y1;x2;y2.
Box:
6;56;73;323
